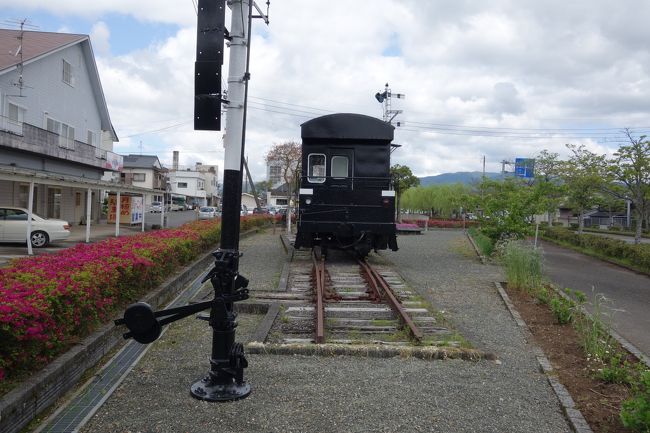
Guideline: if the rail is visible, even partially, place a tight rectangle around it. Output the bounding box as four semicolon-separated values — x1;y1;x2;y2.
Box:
312;250;326;344
357;258;423;343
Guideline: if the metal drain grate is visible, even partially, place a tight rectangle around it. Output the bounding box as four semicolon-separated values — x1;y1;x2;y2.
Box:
35;269;211;433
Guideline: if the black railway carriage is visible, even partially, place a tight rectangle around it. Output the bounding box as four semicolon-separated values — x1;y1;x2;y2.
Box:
294;113;399;257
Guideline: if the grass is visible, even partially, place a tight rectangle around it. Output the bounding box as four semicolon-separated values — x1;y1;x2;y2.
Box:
468;227;495;256
501;241;544;292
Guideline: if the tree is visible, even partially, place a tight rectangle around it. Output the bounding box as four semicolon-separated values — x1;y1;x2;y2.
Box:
390;164;419;221
401;184;470;218
561;144;607;234
533;149;566;226
604;130;650;243
265;141;301;232
476;177;545;241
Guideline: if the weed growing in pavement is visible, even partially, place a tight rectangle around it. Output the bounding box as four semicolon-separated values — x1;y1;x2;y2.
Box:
371;319;396;327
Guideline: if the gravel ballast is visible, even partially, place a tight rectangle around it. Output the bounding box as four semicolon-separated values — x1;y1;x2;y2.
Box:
79;228;572;433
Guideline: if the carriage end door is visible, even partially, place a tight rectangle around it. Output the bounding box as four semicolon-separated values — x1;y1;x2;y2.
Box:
329;149;354;191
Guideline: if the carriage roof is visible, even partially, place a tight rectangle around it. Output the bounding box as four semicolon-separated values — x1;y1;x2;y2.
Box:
301;113;394;142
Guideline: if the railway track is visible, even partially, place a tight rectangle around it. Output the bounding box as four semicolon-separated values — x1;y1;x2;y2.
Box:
268;248;457;346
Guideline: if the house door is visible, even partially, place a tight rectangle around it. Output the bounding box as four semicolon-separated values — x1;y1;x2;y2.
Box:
47;188;62;219
74;191;82;224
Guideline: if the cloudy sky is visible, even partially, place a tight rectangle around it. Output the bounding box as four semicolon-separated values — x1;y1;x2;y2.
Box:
3;1;650;180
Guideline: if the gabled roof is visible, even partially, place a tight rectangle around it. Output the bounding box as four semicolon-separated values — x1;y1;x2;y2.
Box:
0;30;86;71
270;182;291;195
0;29;118;141
123;154;163;169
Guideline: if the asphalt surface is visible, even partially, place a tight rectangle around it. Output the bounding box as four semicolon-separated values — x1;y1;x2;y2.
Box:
79;229;572;433
540;240;650;357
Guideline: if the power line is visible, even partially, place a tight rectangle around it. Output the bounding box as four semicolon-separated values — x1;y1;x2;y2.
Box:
121;120;193;138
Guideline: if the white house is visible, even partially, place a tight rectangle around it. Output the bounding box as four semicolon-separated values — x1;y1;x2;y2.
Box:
169;169;207;208
0;29;149;228
195;162;220;207
121;155;167;209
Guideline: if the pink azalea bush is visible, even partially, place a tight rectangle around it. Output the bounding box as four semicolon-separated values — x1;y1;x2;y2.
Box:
0;215;270;382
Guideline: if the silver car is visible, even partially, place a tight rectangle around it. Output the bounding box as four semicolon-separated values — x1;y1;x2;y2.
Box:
0;206;71;247
198;206;218;220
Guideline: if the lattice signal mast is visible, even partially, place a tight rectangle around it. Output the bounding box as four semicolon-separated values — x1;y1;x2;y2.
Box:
374;83;405;126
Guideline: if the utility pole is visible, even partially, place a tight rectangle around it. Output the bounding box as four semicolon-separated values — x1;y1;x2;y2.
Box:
115;0;270;403
482;155;486;178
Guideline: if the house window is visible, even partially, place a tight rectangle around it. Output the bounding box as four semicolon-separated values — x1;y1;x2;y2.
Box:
177;182;188;188
17;184;37;210
307;153;326;183
8;102;25;123
133;173;146;182
47;117;75;149
331;156;349;178
87;130;98;146
269;165;282;185
276;199;288;206
62;59;73;86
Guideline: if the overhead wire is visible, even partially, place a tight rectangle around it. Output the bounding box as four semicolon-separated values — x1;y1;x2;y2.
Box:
116;94;646;142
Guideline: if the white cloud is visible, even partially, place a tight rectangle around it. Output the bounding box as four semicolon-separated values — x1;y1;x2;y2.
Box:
90;21;110;56
10;0;650;178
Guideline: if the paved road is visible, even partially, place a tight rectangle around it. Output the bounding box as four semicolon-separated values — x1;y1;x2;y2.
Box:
541;240;650;357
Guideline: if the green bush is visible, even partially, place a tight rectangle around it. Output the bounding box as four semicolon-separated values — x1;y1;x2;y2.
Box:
621;369;650;432
550;295;574;324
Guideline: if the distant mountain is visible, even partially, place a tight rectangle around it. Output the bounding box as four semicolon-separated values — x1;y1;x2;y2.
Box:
419;171;503;186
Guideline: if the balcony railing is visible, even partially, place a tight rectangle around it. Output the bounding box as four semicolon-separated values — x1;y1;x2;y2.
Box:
0;121;123;172
0;115;23;135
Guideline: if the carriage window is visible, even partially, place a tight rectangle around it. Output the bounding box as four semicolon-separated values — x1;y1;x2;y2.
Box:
331;156;348;178
308;153;326;183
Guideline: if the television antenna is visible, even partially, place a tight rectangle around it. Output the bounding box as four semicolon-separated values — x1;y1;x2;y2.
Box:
5;19;38;97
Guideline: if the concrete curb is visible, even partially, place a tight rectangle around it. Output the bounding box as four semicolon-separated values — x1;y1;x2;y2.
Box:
245;341;492;361
494;281;594;433
0;226;266;433
464;229;487;264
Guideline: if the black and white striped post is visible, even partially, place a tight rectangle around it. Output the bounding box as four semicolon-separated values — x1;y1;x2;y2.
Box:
190;0;252;401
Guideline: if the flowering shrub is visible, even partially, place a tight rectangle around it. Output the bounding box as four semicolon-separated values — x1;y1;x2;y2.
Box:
0;215;270;382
